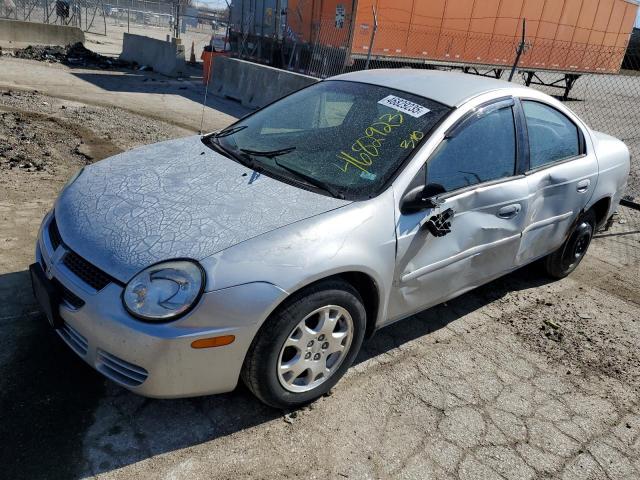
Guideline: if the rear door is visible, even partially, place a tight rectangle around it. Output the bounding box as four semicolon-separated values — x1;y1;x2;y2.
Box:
388;98;530;322
516;100;598;264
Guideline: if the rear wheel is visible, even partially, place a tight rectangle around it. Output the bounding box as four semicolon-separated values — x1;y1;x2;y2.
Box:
241;279;366;409
543;210;596;279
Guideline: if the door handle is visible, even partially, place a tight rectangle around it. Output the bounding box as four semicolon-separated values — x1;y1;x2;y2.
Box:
577;179;590;193
497;204;521;219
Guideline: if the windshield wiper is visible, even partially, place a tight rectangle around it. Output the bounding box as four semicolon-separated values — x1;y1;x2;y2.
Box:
202;129;259;171
239;147;297;159
239;147;342;198
273;158;344;199
210;125;248;139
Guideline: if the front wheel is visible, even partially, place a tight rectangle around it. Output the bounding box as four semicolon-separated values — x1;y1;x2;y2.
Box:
241;279;366;409
543;210;596;279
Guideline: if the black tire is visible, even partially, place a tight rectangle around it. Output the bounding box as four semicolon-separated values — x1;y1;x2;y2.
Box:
241;279;366;409
543;209;596;279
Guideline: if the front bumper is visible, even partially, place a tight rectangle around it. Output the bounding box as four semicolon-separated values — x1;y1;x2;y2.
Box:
34;212;287;398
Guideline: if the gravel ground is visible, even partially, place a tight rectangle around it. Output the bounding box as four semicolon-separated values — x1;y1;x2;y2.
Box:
1;77;639;480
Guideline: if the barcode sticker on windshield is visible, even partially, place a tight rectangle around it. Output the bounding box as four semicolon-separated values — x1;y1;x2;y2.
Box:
378;95;430;118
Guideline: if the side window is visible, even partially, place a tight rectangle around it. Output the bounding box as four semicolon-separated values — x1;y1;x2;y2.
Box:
426;106;516;192
522;101;580;169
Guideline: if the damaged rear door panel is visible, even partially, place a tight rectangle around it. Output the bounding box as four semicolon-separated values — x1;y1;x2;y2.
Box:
516;100;598;264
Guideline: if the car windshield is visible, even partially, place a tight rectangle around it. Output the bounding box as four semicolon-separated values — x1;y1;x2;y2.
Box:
204;80;451;199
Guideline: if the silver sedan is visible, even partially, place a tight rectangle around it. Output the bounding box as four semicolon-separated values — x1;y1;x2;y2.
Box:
31;70;630;408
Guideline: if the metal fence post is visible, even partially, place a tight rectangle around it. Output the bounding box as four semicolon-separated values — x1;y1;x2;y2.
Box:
364;5;378;70
508;18;527;82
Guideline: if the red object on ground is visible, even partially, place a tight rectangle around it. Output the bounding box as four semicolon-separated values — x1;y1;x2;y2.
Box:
201;51;227;85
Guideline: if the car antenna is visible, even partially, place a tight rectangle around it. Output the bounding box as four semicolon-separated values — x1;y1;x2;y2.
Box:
199;38;213;135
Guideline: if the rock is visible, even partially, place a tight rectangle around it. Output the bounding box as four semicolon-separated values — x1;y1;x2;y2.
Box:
283;412;297;424
74;143;93;160
544;319;560;330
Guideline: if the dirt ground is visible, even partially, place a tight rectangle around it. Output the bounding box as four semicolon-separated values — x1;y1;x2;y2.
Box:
1;60;640;480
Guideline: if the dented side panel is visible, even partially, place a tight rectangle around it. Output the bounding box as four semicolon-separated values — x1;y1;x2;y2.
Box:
388;176;530;322
518;159;597;264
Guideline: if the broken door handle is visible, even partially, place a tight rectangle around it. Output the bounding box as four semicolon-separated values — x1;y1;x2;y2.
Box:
497;204;521;219
425;208;454;237
576;179;590;193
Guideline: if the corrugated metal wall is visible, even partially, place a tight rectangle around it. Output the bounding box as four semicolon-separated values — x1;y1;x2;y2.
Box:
231;0;285;38
350;0;639;73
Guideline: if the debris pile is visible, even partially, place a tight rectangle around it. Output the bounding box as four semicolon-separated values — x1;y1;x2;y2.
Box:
13;42;132;69
0;110;51;173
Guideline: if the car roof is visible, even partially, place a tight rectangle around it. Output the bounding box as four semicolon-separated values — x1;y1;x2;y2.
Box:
330;69;530;107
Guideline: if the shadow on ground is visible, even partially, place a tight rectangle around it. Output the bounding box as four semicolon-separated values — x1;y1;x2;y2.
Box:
0;263;551;478
69;66;251;125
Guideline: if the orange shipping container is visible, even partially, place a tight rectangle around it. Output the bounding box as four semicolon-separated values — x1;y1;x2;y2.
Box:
287;0;355;45
283;0;639;74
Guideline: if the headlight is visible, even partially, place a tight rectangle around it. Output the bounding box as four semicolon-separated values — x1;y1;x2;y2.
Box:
123;260;205;321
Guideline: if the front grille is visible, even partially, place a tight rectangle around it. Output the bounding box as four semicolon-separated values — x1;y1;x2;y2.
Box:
58;322;88;356
48;218;62;250
96;350;148;387
63;251;113;291
53;278;85;309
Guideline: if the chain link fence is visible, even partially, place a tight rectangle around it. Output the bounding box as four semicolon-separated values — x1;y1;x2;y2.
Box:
0;0;180;34
1;0;109;34
1;0;227;62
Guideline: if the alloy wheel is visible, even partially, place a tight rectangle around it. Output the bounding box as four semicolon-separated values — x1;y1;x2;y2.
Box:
277;305;354;393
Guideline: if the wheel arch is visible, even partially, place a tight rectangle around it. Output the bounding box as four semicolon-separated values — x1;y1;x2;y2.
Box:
333;271;381;339
586;196;611;229
255;270;383;344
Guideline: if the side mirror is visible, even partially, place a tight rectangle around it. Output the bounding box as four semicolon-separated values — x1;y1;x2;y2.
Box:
400;183;446;215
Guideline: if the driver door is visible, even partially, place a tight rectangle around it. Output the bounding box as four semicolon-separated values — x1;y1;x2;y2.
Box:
387;98;530;322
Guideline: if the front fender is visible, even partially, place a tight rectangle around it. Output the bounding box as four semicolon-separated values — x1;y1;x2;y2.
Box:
200;188;397;328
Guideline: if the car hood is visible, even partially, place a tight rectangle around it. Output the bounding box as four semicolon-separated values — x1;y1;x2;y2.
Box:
55;135;350;283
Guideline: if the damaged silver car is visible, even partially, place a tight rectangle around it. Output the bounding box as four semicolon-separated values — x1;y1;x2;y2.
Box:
31;70;630;408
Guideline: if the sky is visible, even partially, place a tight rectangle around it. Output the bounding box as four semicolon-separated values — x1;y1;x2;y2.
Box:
197;0;228;8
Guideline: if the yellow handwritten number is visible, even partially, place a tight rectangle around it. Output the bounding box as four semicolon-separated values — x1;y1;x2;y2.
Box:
400;131;424;149
336;113;404;174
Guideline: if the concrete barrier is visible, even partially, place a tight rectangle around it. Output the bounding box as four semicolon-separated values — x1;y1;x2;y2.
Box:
0;19;84;46
120;33;185;77
210;57;318;109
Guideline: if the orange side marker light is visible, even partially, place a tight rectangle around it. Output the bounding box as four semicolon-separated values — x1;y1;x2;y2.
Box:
191;335;235;349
